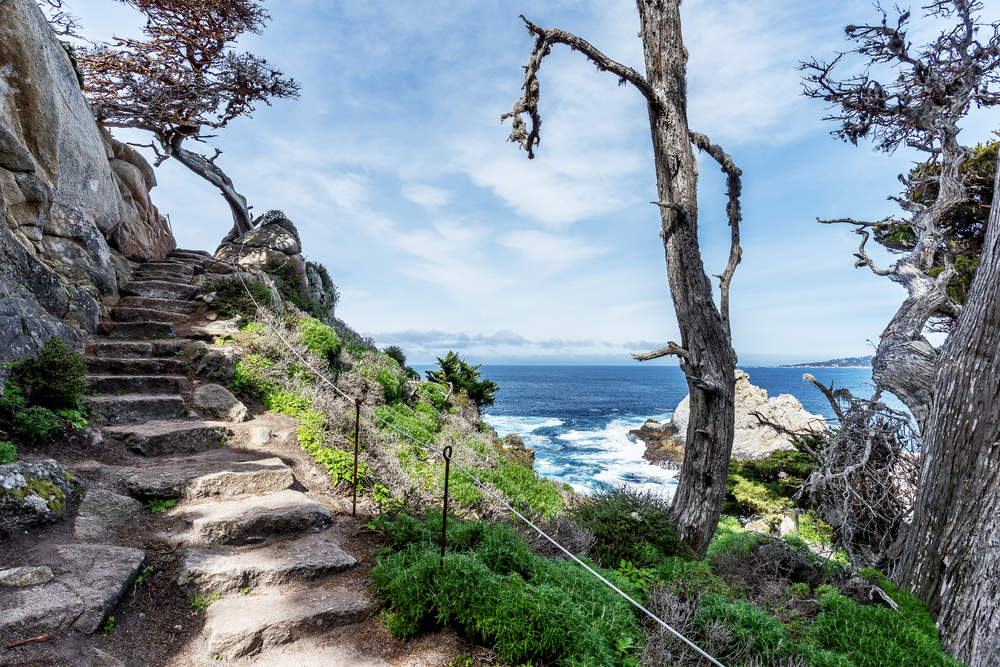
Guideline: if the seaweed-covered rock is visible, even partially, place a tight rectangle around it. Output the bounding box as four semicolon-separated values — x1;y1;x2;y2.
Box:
0;459;82;536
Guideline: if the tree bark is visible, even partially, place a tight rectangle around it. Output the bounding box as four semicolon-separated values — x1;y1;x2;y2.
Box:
503;1;740;558
897;152;1000;667
168;142;254;243
636;0;737;557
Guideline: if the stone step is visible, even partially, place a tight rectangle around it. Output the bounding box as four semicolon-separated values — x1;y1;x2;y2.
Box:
182;490;333;547
178;531;355;594
121;280;198;301
111;307;191;325
87;374;181;396
102;419;232;456
133;270;195;283
0;545;145;636
118;296;197;314
107;321;177;340
202;580;376;660
172;248;213;259
85;339;189;358
86;357;189;375
117;451;293;499
143;261;195;276
84;394;187;424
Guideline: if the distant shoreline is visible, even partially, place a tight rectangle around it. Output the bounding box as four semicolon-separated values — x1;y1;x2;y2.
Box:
749;365;872;369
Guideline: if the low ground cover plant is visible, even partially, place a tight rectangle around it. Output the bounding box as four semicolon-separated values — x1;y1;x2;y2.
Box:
372;511;641;667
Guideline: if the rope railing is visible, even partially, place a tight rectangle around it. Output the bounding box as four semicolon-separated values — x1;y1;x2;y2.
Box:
223;247;727;667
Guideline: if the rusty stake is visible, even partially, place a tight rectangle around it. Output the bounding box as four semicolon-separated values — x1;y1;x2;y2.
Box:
352;397;362;517
441;444;453;567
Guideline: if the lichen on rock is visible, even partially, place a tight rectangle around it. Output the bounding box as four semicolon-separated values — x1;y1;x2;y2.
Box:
0;459;83;536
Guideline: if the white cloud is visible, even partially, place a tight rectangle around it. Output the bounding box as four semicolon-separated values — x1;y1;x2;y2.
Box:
401;183;452;208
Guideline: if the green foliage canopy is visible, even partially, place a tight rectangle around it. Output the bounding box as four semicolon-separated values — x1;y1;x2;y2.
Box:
425;351;498;407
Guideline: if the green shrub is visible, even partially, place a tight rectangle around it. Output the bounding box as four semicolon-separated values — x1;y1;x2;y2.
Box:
705;519;767;565
299;316;341;366
263;389;311;417
0;441;16;464
228;354;276;399
56;408;88;430
8;337;87;410
372;513;639;666
425;351;498;407
263;257;326;320
359;364;402;403
570;485;694;567
313;447;371;486
383;345;406;367
0;381;26;413
477;463;564;518
375;402;436;446
416;381;450;411
698;594;795;658
809;577;964;667
209;276;274;320
13;406;63;441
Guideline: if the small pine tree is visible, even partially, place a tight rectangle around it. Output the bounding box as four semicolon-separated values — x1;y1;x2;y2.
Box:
424;351;498;407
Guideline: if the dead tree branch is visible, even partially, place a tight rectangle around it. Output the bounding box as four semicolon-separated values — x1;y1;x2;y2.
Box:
631;342;690;362
690;131;743;332
502;15;655;159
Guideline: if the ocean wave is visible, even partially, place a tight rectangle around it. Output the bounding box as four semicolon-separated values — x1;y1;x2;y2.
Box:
481;414;564;436
484;413;678;498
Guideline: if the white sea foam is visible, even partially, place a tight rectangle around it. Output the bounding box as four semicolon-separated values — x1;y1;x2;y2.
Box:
481;414;564;436
482;412;678;499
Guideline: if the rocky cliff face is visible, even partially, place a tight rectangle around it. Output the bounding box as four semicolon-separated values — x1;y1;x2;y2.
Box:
632;370;828;465
0;0;174;363
215;214;338;322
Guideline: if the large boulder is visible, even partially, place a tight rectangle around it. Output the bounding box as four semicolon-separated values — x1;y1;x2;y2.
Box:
193;383;249;423
632;370;827;465
214;215;337;321
0;459;83;536
0;0;175;366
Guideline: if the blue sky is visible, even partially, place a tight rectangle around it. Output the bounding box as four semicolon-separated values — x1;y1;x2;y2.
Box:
65;0;999;366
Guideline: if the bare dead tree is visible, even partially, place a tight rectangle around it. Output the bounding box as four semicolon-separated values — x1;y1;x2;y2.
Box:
758;375;919;570
896;151;1000;667
805;4;1000;663
503;1;743;558
78;0;299;243
802;0;1000;431
37;0;80;37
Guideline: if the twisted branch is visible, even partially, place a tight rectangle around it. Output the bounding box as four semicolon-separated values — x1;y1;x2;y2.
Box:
502;15;654;159
690;132;743;332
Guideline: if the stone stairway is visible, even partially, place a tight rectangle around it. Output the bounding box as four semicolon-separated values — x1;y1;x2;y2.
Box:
81;248;377;663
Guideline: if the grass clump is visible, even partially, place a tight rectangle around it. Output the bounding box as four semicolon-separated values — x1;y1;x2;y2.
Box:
228;354;276;399
374;401;438;446
298;316;341;366
570;484;694;567
477;463;564;518
209;276;274;320
373;512;640;667
808;571;964;667
0;441;16;464
13;406;63;442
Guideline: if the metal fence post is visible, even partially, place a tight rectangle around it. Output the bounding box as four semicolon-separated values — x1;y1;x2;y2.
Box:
352;397;362;517
441;444;453;567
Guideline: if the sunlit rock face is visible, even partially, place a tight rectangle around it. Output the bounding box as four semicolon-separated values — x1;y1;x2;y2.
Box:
632;370;828;465
0;0;174;365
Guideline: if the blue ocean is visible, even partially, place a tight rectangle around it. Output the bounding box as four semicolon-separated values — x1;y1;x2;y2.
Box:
416;365;893;498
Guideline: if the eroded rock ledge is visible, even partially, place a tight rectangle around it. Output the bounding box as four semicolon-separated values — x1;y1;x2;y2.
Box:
631;370;827;466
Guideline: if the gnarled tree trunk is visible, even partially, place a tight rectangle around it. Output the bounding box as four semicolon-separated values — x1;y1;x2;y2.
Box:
502;0;742;558
898;153;1000;667
636;0;738;557
168;142;253;246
